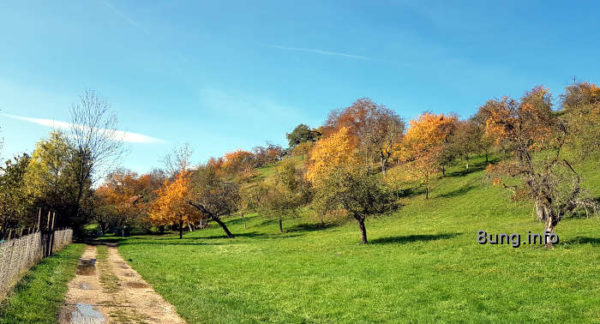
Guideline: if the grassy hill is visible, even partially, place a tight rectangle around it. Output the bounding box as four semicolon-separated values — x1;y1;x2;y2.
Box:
110;156;600;323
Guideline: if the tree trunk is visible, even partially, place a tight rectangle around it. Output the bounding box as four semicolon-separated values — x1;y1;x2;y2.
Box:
543;206;556;248
441;164;445;176
425;185;430;200
465;156;469;170
279;217;283;233
485;151;489;163
242;214;247;229
213;217;235;238
381;156;386;176
188;202;235;238
188;224;193;232
179;215;183;239
357;217;368;244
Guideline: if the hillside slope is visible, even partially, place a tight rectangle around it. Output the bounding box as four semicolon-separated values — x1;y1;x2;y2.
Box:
113;156;600;323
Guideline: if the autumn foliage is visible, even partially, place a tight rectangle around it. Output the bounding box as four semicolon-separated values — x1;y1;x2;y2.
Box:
150;171;202;238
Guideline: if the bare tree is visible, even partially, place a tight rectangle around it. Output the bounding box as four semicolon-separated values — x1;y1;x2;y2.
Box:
69;90;124;228
162;143;193;178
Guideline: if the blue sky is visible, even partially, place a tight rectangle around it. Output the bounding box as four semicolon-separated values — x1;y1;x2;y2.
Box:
1;0;599;174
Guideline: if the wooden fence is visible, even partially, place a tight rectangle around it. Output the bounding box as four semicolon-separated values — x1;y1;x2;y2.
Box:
0;212;73;301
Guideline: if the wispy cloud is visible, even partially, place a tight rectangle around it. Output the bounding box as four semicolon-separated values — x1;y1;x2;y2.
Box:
3;114;166;144
267;44;375;61
101;1;150;35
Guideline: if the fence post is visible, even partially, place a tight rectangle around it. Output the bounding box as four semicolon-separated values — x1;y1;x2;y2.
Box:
49;212;56;256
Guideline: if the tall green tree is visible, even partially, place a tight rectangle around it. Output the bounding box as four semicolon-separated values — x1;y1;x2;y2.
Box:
0;154;33;234
286;124;319;148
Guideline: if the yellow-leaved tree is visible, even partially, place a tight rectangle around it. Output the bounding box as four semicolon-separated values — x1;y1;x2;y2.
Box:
400;112;457;199
306;127;357;184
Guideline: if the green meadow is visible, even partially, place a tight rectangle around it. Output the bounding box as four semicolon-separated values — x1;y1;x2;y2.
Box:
104;157;600;323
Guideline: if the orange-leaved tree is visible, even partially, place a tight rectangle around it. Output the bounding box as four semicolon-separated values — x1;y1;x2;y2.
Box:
95;169;150;236
400;112;457;199
222;150;254;176
150;171;202;239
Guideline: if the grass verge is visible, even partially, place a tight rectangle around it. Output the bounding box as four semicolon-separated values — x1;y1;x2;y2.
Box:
0;243;85;324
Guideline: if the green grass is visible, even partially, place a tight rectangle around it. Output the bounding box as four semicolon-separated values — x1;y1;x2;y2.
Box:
0;244;85;324
114;156;600;323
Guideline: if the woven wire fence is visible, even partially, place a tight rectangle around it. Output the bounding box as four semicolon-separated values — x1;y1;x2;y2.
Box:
0;228;73;299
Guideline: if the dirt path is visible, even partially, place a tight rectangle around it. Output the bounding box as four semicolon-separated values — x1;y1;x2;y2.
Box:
59;245;185;324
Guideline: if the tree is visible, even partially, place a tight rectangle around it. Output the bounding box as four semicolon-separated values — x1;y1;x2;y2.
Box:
94;169;152;236
323;98;404;172
313;165;394;244
252;143;286;167
258;158;311;233
364;107;405;175
24;131;82;226
238;182;266;229
561;82;600;157
162;143;193;178
222;150;254;176
290;141;314;160
0;154;33;235
400;112;457;199
69;90;124;234
150;171;202;239
485;87;597;247
286;124;319;148
306;127;357;183
188;165;239;238
449;120;480;170
472;103;496;163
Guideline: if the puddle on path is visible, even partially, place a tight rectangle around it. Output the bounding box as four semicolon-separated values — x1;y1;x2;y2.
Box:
78;282;93;290
77;259;97;276
70;303;105;324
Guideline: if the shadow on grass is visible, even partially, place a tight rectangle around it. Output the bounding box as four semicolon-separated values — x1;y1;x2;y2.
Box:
437;185;475;199
286;222;337;233
444;158;498;178
562;236;600;246
395;187;426;199
370;233;461;245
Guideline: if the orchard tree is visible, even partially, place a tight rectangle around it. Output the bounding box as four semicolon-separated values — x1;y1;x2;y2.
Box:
150;171;202;239
400;112;457;199
259;158;311;233
188;165;239;238
222;150;254;176
313;165;394;244
306;127;357;183
472;103;496;163
449;120;481;170
323;98;404;172
286;124;319;148
290;141;314;160
95;169;151;236
561;82;600;157
485;87;597;247
365;107;405;175
238;182;266;229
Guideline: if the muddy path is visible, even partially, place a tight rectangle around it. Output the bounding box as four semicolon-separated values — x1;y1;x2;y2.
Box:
59;245;185;324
